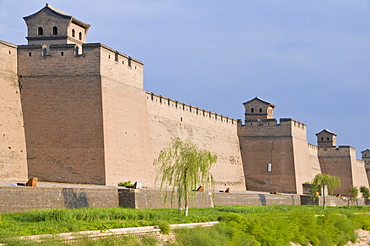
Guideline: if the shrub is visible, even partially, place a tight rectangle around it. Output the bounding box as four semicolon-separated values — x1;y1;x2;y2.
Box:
118;180;133;187
157;221;170;234
360;186;370;199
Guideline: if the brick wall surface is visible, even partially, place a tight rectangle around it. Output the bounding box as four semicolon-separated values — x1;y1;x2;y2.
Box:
0;186;118;213
238;135;297;193
118;189;301;209
1;187;367;214
318;146;369;194
101;77;154;187
214;193;301;206
146;93;246;190
0;41;28;181
19;75;106;184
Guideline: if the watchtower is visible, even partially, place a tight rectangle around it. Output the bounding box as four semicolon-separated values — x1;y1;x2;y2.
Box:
316;129;337;147
23;4;90;52
363;149;370;185
243;97;275;121
362;149;370;164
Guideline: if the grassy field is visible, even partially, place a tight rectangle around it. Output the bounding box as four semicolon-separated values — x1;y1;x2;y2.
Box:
1;205;370;245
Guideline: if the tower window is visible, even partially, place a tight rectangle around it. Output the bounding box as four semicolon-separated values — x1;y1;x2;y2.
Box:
327;137;329;140
53;26;58;35
79;32;82;40
321;137;323;141
38;27;43;35
72;29;75;37
251;108;254;113
259;108;262;113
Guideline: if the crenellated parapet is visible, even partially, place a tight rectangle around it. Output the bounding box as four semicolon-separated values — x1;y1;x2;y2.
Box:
238;117;306;139
318;145;356;157
17;42;143;89
146;91;237;125
308;143;318;150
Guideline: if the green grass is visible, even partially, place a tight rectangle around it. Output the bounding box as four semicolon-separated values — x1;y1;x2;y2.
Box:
1;205;370;245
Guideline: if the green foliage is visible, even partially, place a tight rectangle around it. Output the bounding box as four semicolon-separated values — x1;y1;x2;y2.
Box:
347;186;359;208
118;180;133;187
312;173;341;196
312;173;341;209
173;226;230;246
348;186;358;201
360;186;370;199
154;138;217;216
157;221;171;234
3;234;159;246
1;206;370;245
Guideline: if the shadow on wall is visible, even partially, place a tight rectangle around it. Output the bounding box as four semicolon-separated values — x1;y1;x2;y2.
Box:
62;188;89;209
259;194;267;206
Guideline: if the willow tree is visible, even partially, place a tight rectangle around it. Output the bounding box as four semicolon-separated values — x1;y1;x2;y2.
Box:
312;173;341;209
154;138;217;216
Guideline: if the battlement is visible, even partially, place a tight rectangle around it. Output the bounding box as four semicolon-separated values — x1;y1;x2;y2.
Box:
241;118;306;128
308;143;318;150
17;43;142;63
238;117;307;139
17;43;143;89
146;92;237;125
318;145;357;157
0;40;17;75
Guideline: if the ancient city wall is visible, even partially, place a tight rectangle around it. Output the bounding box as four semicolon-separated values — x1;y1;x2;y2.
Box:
101;77;154;187
366;160;370;186
290;121;318;194
99;44;155;186
238;118;318;194
318;146;369;194
355;159;369;188
318;147;353;194
18;44;106;184
146;92;245;190
18;43;101;76
308;144;322;181
99;44;144;89
0;40;28;181
292;139;315;194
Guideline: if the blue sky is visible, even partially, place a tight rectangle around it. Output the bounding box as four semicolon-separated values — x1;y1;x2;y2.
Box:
1;0;369;157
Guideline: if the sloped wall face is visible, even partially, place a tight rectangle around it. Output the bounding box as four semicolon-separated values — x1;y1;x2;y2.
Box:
238;135;297;193
291;124;318;194
307;144;322;182
318;147;354;195
238;120;299;193
18;45;106;184
355;160;369;188
0;41;28;180
146;93;245;190
292;138;315;194
101;77;154;187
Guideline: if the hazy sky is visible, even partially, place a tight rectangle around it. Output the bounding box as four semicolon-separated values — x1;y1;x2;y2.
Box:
1;0;369;157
